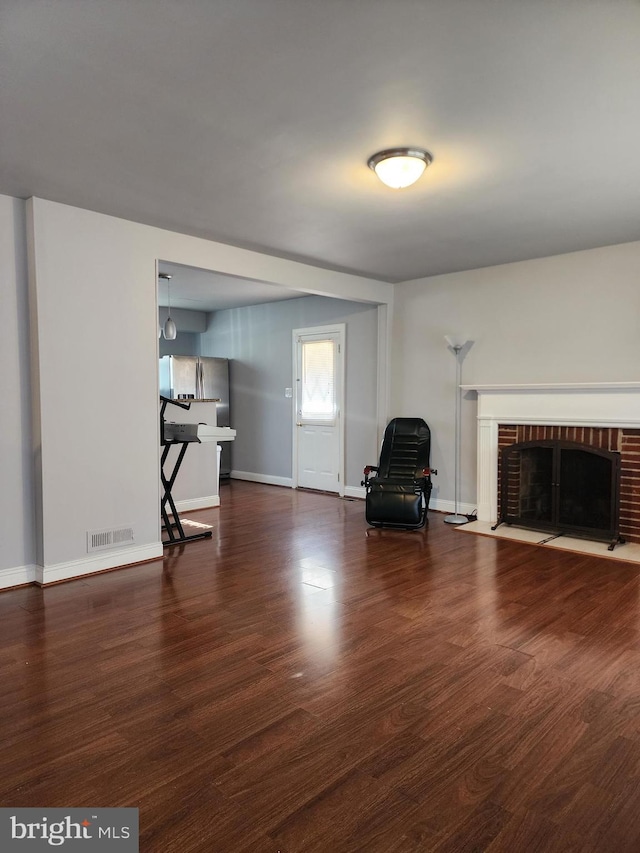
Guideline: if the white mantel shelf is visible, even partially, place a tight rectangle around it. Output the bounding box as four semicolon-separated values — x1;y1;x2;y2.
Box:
465;382;640;525
462;382;640;392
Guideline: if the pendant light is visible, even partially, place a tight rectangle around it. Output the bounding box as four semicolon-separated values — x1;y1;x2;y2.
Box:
159;273;177;340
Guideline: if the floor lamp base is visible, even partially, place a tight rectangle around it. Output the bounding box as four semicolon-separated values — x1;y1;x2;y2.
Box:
444;514;468;525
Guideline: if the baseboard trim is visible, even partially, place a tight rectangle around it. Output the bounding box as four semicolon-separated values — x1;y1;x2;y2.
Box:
429;498;477;517
344;486;366;500
227;476;476;515
231;470;294;488
36;542;164;586
171;496;220;513
231;473;372;495
0;564;37;591
342;489;476;517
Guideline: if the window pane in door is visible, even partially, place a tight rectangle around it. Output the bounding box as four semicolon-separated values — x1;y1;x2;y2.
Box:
301;339;335;421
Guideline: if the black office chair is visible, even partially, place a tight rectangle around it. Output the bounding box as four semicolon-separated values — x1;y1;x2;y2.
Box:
362;418;436;529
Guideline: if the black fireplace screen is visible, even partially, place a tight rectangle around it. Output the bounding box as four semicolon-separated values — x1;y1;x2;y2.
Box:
496;440;622;548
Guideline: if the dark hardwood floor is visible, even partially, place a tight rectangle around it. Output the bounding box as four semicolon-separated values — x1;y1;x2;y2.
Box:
3;481;640;851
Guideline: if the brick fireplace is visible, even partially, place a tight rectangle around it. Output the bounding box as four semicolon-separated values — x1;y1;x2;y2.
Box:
462;383;640;546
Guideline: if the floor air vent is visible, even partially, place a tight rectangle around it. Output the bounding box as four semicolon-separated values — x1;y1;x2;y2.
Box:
87;525;135;553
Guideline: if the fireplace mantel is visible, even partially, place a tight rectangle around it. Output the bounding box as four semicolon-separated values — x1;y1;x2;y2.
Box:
461;382;640;524
463;383;640;391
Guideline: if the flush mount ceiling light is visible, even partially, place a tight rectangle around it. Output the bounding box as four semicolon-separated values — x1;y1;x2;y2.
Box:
159;272;177;340
367;147;433;189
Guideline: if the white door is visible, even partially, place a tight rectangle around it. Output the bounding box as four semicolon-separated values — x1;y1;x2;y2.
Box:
293;325;345;494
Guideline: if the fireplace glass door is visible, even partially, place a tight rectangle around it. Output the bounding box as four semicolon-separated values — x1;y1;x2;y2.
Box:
499;440;621;545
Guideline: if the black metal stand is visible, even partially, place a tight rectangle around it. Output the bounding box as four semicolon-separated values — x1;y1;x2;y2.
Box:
160;396;213;547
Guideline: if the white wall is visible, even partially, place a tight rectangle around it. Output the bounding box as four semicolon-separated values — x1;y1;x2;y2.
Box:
27;199;163;580
19;197;390;586
158;306;207;334
201;296;379;489
392;241;640;513
159;332;201;358
0;196;35;585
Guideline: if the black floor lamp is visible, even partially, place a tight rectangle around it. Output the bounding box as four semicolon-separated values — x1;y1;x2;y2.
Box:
444;336;474;525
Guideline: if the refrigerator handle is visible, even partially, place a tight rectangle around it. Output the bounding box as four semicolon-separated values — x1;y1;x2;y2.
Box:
196;362;201;399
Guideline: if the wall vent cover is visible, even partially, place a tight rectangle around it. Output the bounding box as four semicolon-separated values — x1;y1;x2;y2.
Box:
87;525;135;553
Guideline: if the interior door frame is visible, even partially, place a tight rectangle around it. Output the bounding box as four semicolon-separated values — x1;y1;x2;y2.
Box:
292;323;346;496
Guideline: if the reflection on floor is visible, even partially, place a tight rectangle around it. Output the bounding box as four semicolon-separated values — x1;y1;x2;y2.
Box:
179;518;214;531
457;519;640;565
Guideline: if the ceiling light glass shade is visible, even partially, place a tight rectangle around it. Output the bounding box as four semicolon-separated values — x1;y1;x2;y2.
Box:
163;316;177;340
368;148;433;189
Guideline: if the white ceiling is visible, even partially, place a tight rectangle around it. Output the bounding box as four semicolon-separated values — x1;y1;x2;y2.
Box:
2;0;640;285
157;262;307;311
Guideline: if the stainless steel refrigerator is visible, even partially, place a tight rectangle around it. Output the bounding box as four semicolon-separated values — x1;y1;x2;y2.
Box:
159;356;232;477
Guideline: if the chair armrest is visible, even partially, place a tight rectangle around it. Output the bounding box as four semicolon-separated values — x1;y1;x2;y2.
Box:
361;465;379;487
